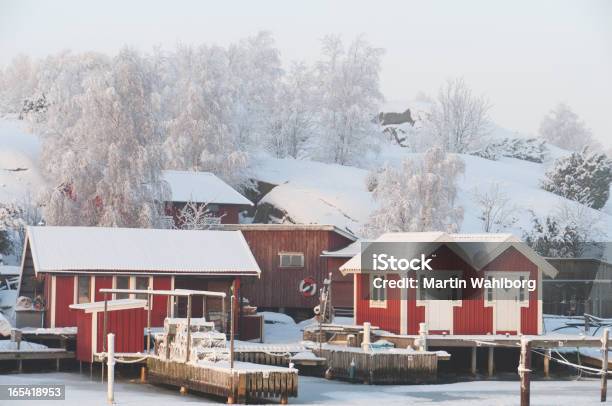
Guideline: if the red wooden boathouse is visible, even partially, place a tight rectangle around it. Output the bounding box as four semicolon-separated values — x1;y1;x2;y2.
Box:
340;232;559;335
222;224;356;315
18;226;261;332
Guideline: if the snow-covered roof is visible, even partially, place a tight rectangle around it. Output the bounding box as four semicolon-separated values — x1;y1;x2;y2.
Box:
222;224;358;242
339;232;558;278
162;170;252;206
321;240;367;258
69;299;147;313
25;226;261;276
0;265;20;276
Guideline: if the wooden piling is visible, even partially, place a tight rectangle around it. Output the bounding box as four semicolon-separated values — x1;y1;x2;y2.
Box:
488;347;494;377
601;328;609;402
471;346;477;375
140;366;147;383
519;336;531;406
544;349;550;378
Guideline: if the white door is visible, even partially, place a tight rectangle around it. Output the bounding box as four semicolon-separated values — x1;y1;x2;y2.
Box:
425;300;455;332
488;273;527;333
419;271;461;333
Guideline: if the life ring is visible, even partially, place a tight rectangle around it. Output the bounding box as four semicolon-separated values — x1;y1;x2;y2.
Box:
299;277;317;297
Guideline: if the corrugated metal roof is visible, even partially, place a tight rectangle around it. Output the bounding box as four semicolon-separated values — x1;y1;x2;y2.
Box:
26;226;261;276
163;170;253;206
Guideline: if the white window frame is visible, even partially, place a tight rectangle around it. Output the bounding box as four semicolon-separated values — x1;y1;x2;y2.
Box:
111;275;153;308
131;276;153;309
74;275;92;304
369;273;387;309
112;275;131;300
278;252;305;268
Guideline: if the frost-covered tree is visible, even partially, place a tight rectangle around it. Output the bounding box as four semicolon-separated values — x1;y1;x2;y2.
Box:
159;32;280;190
428;78;491;153
473;183;517;232
0;55;39;114
522;204;603;257
314;35;384;165
472;137;546;163
175;201;221;230
364;147;465;236
0;194;43;260
266;61;318;158
541;148;612;209
539;103;600;151
41;48;169;227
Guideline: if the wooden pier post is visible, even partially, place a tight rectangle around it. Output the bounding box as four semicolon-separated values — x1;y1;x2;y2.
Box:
544;349;551;378
186;295;192;363
519;336;531;406
488;347;494;377
418;322;428;351
362;322;371;352
107;333;115;405
601;328;609;402
140;366;147;383
471;346;477;375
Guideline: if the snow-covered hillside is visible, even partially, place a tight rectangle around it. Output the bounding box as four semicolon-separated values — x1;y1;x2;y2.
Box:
252;145;612;238
0;118;44;203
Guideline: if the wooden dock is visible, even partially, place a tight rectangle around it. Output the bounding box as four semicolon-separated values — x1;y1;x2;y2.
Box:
316;345;440;384
147;357;298;404
0;349;74;372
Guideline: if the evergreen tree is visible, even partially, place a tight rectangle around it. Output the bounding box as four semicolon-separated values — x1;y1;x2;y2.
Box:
541;148;612;209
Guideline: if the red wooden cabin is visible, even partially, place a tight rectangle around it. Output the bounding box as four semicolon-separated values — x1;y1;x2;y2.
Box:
223;224;357;315
340;232;559;336
163;170;253;225
70;299;147;363
19;226;261;334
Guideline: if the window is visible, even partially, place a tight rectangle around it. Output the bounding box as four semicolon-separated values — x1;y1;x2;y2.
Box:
370;274;386;307
279;252;304;268
134;276;151;300
77;276;90;304
115;276;130;299
519;276;526;302
486;276;493;303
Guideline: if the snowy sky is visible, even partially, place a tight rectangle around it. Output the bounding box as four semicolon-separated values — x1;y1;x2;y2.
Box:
1;0;611;146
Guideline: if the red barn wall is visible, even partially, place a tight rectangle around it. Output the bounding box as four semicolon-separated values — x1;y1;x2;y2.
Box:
355;273;401;333
75;312;92;362
95;308;146;355
152;276;172;326
240;230;353;310
93;276;113;302
54;275;76;327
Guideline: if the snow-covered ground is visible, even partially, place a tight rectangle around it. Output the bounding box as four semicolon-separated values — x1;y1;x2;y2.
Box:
0;372;605;405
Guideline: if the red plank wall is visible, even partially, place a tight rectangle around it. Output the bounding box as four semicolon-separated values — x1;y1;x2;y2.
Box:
54;275;76;327
355;273;401;333
95;308;146;355
94;276;113;302
152;276;172;326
